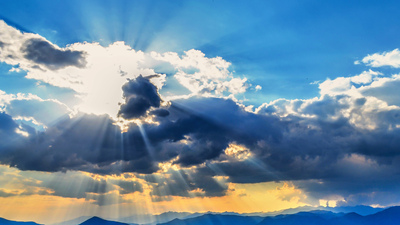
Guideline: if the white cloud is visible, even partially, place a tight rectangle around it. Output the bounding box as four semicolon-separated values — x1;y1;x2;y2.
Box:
257;70;400;131
318;70;381;96
150;49;249;97
359;48;400;68
0;90;71;128
0;20;250;119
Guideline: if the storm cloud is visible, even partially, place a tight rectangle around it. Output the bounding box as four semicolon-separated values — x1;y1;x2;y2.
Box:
118;75;164;119
1;88;399;202
21;38;86;70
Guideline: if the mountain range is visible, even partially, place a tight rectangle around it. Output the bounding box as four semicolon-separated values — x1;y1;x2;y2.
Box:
155;206;400;225
0;217;41;225
2;205;399;225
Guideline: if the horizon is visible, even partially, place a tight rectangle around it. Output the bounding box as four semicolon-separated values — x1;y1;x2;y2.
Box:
1;204;393;224
1;0;400;224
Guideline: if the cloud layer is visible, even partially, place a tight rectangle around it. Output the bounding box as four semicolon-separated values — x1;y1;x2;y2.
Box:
1;19;400;207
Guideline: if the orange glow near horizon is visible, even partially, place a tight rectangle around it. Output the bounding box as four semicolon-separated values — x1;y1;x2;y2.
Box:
0;165;309;225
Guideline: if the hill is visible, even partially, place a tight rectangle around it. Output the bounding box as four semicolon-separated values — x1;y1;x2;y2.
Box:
0;217;41;225
79;217;131;225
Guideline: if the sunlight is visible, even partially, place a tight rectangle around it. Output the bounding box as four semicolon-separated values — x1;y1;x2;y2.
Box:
2;1;400;223
136;120;155;158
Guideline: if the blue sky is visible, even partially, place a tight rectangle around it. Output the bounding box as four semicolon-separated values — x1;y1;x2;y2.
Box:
2;0;400;103
2;1;400;224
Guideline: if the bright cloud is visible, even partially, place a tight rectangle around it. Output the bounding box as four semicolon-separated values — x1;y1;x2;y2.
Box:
359;48;400;68
0;21;249;119
150;49;248;97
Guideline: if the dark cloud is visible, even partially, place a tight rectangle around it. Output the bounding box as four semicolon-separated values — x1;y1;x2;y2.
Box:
0;112;30;152
1;88;400;204
111;180;143;195
118;76;163;119
296;160;400;206
39;172;114;199
149;169;228;198
0;189;17;197
150;108;170;117
21;38;86;70
0;112;18;132
302;95;350;119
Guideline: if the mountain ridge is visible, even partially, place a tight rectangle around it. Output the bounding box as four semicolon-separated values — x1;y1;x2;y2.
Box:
0;205;394;225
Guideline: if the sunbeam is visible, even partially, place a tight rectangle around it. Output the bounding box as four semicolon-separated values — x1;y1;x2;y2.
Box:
2;1;400;224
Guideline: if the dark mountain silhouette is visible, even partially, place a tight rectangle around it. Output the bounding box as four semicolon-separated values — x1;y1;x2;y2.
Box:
330;206;400;225
0;217;41;225
257;212;331;225
159;206;400;225
363;206;400;225
17;205;400;225
330;212;365;225
79;217;130;225
301;210;344;219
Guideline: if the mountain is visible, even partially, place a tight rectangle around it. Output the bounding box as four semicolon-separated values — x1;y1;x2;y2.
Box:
79;217;131;225
157;206;400;225
246;205;384;217
328;205;385;216
364;206;400;225
158;214;264;225
295;210;344;219
257;212;332;225
259;206;400;225
330;206;400;225
51;205;399;225
50;216;92;225
330;212;365;225
0;217;41;225
116;211;202;224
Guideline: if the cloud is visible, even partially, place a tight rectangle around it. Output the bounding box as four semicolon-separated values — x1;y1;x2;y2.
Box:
360;74;400;106
0;95;281;197
1;84;400;202
109;179;143;195
0;91;71;128
1;20;251;119
118;75;163;119
21;38;86;70
0;20;86;72
150;108;170;117
252;68;400;205
359;48;400;68
149;170;229;198
147;49;249;97
3;17;400;206
0;165;144;206
318;70;381;96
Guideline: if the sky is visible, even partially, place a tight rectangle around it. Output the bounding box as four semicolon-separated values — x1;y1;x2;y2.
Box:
1;0;400;224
